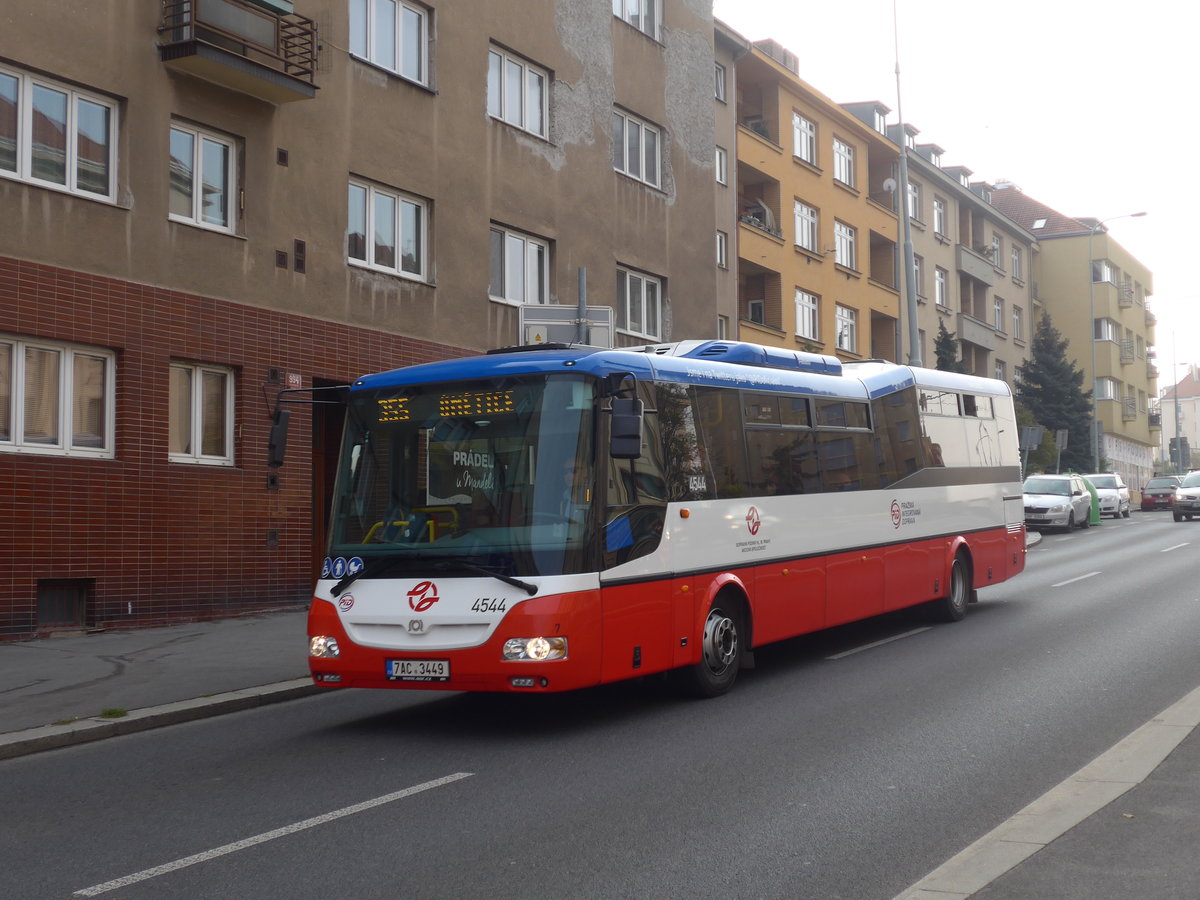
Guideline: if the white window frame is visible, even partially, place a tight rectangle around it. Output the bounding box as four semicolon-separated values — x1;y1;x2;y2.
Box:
794;200;818;252
347;179;428;281
833;138;855;187
1012;305;1024;341
169;362;235;466
994;296;1004;329
169;122;237;233
489;224;549;305
913;255;924;296
349;0;428;85
714;63;727;102
935;267;949;307
834;220;856;269
835;304;857;353
487;47;548;138
715;146;727;185
792;112;816;165
0;64;118;202
1092;259;1115;284
612;0;660;40
1011;246;1023;280
1094;318;1119;342
612;108;661;188
0;336;115;458
906;180;921;221
995;359;1007;382
795;289;819;341
1096;376;1119;401
617;267;662;340
933;197;947;236
716;230;728;269
991;234;1002;267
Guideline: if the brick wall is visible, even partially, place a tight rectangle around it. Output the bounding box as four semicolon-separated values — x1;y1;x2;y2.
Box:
0;256;465;637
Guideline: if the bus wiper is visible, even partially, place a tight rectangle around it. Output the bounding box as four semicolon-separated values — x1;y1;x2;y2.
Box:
427;559;538;596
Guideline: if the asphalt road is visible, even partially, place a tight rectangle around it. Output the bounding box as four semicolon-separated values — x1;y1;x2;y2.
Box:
4;513;1198;900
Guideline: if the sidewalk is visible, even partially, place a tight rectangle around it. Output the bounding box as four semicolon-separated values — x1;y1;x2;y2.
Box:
3;594;1199;899
0;606;319;760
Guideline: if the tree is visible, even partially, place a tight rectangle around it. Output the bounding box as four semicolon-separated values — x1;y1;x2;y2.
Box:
1016;313;1093;473
934;320;964;373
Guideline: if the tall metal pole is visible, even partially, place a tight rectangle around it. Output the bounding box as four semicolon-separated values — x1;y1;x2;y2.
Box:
894;1;921;366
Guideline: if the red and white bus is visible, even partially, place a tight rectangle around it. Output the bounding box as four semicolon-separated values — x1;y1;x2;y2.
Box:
303;340;1025;696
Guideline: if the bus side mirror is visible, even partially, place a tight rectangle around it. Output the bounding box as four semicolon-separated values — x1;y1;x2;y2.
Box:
610;397;643;460
267;408;291;468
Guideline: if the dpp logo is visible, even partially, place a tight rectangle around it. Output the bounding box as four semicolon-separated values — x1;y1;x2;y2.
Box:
891;499;903;529
745;506;761;536
407;581;440;612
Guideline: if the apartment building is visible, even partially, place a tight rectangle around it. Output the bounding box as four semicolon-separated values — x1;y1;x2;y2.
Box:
0;0;719;636
713;20;750;340
991;184;1158;490
1157;369;1200;472
731;40;900;361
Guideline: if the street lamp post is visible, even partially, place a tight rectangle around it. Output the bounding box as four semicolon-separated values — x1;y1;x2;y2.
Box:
1088;212;1147;472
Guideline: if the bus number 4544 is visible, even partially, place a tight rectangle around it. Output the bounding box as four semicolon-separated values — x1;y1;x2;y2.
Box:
472;598;507;613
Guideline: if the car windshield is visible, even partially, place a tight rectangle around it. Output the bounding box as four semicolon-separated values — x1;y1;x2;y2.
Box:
1147;477;1178;488
1024;476;1069;496
1181;472;1200;488
1088;475;1117;489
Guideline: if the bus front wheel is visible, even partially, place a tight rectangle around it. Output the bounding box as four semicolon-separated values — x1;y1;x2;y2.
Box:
680;600;742;698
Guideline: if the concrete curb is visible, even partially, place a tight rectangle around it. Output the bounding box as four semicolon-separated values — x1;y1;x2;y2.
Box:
0;678;322;761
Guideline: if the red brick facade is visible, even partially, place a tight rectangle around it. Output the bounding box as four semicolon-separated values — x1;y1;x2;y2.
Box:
0;256;464;637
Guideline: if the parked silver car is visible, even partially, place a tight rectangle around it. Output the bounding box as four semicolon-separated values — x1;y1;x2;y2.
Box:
1023;474;1093;531
1084;472;1131;518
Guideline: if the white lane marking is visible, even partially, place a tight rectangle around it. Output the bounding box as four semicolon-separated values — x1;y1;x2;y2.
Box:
74;773;474;896
826;627;931;660
1051;571;1101;587
1162;543;1190;553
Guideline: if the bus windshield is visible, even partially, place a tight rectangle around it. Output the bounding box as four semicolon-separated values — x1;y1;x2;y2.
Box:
329;373;597;578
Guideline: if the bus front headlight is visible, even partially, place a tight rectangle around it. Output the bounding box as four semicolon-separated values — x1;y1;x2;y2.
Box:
310;635;340;658
502;637;567;661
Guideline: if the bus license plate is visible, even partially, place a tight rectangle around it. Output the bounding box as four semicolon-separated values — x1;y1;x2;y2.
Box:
387;659;450;681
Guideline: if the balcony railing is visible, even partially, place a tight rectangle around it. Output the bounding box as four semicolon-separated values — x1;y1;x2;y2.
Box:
159;0;317;103
1122;398;1138;421
1119;339;1135;364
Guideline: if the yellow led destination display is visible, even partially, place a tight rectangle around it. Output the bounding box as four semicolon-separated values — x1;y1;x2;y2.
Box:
438;389;516;418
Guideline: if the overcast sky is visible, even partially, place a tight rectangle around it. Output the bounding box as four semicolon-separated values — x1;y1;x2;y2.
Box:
712;0;1198;390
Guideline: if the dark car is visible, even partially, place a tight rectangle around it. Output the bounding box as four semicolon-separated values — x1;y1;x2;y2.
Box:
1141;475;1181;510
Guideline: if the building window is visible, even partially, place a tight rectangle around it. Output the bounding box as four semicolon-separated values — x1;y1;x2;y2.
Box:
933;197;947;236
717;315;729;340
0;64;117;201
612;0;659;39
349;0;427;84
715;146;727;185
1091;259;1115;284
991;234;1002;267
1011;246;1023;280
834;221;856;269
489;225;548;304
906;180;921;221
487;47;547;138
935;267;949;307
913;255;924;296
1094;318;1119;342
994;296;1004;329
612;109;660;188
169;123;237;232
347;180;427;280
795;289;819;341
714;63;727;102
716;230;728;269
0;336;114;457
833;138;855;187
794;200;818;252
835;304;857;353
792;112;816;164
616;268;662;339
169;362;234;465
995;359;1007;382
1012;305;1024;341
1096;376;1119;400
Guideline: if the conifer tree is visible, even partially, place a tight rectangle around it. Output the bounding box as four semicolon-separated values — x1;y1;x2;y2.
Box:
933;320;964;373
1015;313;1094;473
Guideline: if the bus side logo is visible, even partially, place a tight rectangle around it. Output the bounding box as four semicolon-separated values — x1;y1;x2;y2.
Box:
408;581;440;612
745;507;761;536
891;500;903;528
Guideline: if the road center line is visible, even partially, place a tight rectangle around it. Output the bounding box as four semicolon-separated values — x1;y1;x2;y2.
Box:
1161;543;1190;553
826;627;931;660
1052;571;1101;587
74;772;474;896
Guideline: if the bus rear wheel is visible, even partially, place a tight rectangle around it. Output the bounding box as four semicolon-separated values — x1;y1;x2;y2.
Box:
679;600;742;698
929;553;970;623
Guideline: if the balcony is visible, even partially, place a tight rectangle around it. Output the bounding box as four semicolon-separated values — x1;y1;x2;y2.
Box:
1119;339;1135;364
1149;411;1162;430
159;0;317;104
1121;398;1137;421
956;244;995;286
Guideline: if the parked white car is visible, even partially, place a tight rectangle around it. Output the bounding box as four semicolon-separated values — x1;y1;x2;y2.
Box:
1084;473;1131;518
1023;474;1093;532
1173;471;1200;522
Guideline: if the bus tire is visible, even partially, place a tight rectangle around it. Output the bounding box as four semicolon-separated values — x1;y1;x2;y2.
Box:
679;598;743;698
929;552;970;623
